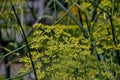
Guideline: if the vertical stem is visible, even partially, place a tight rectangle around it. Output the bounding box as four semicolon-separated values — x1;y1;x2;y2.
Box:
91;0;100;21
109;14;120;64
109;15;116;46
10;2;38;80
84;13;90;34
77;2;83;26
111;0;114;16
54;0;57;21
20;1;24;26
92;42;103;80
56;0;88;38
116;0;119;12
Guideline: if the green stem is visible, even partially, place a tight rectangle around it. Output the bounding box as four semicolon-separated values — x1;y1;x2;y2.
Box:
90;1;109;14
92;42;103;80
5;68;34;80
53;1;77;25
77;2;83;26
91;0;100;21
10;2;38;80
1;41;34;60
54;0;57;21
111;0;115;16
109;14;120;64
109;15;116;45
56;0;88;38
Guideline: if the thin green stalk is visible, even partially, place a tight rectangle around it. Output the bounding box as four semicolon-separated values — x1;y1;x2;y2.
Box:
53;1;77;25
84;13;90;34
78;9;83;25
1;46;11;52
77;2;83;26
111;0;115;16
36;15;53;23
92;42;103;80
20;0;24;26
109;15;116;45
75;3;91;36
5;68;34;80
91;0;100;21
54;0;57;21
116;0;119;12
75;3;98;39
90;11;102;40
0;41;34;60
0;0;8;14
35;0;53;23
91;7;97;21
56;0;88;38
90;1;109;14
109;14;120;64
10;2;38;80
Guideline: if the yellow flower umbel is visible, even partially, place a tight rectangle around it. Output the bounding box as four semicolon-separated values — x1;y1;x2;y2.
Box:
18;23;120;79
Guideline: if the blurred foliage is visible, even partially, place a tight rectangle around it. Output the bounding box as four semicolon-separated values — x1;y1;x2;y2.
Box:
0;75;5;80
18;23;120;80
0;0;32;57
17;0;120;79
0;0;120;80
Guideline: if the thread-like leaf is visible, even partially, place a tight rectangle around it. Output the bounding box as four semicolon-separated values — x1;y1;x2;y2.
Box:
10;1;38;80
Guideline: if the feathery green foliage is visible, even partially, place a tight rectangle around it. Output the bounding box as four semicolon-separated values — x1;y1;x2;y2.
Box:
18;23;120;80
1;0;120;80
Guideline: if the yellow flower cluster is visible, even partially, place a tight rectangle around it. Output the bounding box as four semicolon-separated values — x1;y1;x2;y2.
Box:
18;23;120;79
101;0;112;8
